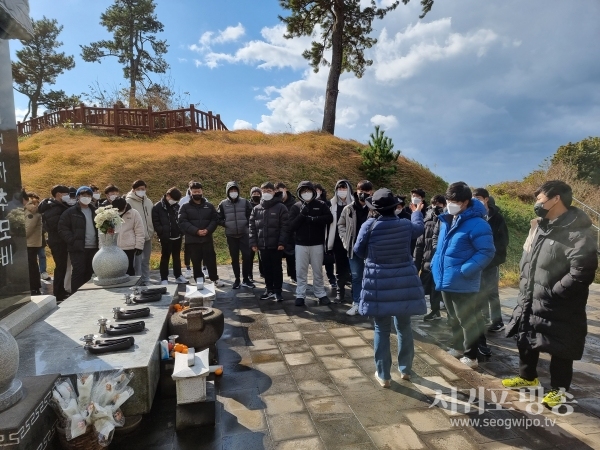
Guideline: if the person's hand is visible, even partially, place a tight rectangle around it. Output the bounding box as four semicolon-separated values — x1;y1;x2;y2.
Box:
409;203;424;212
252;246;258;252
135;248;143;256
197;229;208;236
277;245;284;251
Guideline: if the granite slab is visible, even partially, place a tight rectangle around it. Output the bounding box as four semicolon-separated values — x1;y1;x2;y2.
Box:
15;285;177;416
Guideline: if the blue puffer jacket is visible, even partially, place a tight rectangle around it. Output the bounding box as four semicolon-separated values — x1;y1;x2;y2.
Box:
353;212;426;317
431;199;495;293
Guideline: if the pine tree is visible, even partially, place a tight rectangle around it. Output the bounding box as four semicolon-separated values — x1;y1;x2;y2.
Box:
358;126;401;185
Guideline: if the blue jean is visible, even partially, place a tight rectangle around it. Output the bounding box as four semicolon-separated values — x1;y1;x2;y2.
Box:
38;247;47;273
373;315;414;380
348;255;364;305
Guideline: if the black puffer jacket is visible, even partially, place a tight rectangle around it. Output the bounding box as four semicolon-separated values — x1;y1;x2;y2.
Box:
217;181;252;237
249;192;289;250
414;205;443;272
288;181;333;247
506;207;598;360
57;204;98;252
38;198;69;246
178;198;218;244
486;202;509;267
152;196;181;242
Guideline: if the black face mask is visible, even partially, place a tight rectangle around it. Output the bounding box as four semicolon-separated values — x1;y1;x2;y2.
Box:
192;194;203;201
358;192;368;202
534;202;549;218
252;196;261;202
435;206;444;215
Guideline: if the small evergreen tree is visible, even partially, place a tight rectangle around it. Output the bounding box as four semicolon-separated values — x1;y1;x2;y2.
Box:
358;126;400;185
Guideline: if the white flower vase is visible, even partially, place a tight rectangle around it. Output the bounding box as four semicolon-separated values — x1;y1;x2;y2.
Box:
92;232;130;286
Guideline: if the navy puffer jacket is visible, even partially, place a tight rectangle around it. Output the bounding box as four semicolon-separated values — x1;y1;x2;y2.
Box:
431;199;495;293
353;212;426;317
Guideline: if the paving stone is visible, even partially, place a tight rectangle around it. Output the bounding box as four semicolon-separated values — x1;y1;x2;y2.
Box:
285;352;317;366
305;332;337;345
220;408;268;436
420;430;480;450
329;368;371;387
319;355;357;370
313;414;372;448
254;361;290;377
258;374;300;396
250;349;284;364
267;413;318;442
337;336;368;348
366;423;426;450
346;346;374;359
262;392;306;415
312;343;345;356
274;437;325;450
411;376;455;396
217;370;264;393
353;357;376;375
274;331;304;341
329;327;358;338
221;432;273;450
278;340;312;354
577;398;600;418
298;323;327;334
247;339;278;351
403;408;454;433
479;438;543;449
218;388;264;412
290;363;331;382
357;329;375;340
270;322;300;333
265;315;293;324
305;395;353;416
297;379;341;400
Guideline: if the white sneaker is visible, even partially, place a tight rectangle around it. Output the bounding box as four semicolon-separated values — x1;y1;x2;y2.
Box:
346;304;359;316
160;280;169;285
215;280;225;288
175;275;188;284
40;272;51;280
459;356;479;369
447;348;462;358
183;269;192;278
374;371;390;388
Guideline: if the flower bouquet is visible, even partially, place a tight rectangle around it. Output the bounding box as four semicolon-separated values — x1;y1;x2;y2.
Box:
94;206;124;234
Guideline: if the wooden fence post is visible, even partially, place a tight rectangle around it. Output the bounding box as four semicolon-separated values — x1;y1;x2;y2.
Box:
148;106;153;137
216;114;222;130
80;102;85;125
208;111;213;130
189;104;196;132
114;104;119;135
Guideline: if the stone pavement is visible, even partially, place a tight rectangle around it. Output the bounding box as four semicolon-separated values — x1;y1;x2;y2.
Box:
101;264;600;450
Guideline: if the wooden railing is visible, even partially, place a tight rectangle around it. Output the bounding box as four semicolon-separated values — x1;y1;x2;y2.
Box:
16;103;228;136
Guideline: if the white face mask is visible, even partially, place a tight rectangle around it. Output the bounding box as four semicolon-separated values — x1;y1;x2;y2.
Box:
301;192;313;202
229;192;239;199
67;198;76;205
316;190;322;197
93;193;101;200
412;197;421;205
261;193;273;201
168;199;177;205
447;202;462;215
135;190;146;198
79;197;92;205
62;194;70;202
109;194;118;201
395;209;402;216
337;190;348;199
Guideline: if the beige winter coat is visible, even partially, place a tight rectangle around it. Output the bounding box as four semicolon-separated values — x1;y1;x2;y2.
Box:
116;207;145;250
126;190;154;240
25;209;43;248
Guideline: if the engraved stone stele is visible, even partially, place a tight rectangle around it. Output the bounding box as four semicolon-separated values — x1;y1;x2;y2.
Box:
0;0;33;412
92;232;130;286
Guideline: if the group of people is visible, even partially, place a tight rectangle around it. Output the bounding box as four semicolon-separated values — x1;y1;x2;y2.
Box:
23;177;597;409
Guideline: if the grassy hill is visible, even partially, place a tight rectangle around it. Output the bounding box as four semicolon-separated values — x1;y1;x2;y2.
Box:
19;127;447;269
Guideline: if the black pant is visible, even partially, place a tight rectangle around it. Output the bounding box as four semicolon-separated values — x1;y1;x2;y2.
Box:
186;242;218;281
160;238;182;280
333;239;351;285
442;291;484;359
519;345;573;390
250;249;263;278
49;241;68;300
123;249;136;276
27;247;42;292
70;248;98;294
285;252;296;281
260;248;283;293
226;234;252;280
184;238;191;269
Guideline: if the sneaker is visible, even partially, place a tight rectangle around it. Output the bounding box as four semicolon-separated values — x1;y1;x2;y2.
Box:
374;371;390;388
400;373;411;381
501;376;540;390
214;280;225;288
160;280;169;285
203;266;208;277
346;304;359;316
183;268;192;278
334;293;344;304
478;345;492;356
318;296;331;306
288;277;297;284
40;272;51;280
329;280;338;289
423;311;441;321
439;301;446;310
241;279;256;288
275;293;283;302
542;389;566;408
295;297;305;306
260;290;275;300
232;279;241;289
447;348;462;358
488;322;505;332
175;275;188;284
459;356;478;369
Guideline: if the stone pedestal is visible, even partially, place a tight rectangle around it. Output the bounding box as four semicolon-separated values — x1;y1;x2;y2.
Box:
0;374;59;450
175;380;215;430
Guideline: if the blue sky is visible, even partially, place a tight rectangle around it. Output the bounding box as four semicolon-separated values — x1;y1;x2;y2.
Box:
10;0;600;187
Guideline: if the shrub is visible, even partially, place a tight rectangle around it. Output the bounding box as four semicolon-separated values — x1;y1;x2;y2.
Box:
357;126;400;186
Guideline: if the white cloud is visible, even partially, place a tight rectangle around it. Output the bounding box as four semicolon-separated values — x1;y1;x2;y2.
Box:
190;23;246;53
233;119;253;130
14;108;29;123
370;114;398;130
178;57;188;63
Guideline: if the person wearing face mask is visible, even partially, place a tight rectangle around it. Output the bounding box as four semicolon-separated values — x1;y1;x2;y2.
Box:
395;196;412;220
503;181;597;408
89;184;102;208
152;187;185;285
431;182;495;369
66;187;77;206
249;182;289;301
325;180;353;303
288;181;333;306
217;181;254;289
275;182;297;284
58;186;99;294
112;196;145;277
414;195;447;321
178;181;224;287
249;187;264;281
338;180;373;315
100;184;120;207
24;192;43;295
38;184;71;301
125;180;154;285
315;183;337;289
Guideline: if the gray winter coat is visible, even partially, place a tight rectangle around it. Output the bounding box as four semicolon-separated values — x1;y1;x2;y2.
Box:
217;181;252;237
